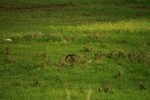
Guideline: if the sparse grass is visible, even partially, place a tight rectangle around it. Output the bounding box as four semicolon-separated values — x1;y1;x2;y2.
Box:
0;0;150;99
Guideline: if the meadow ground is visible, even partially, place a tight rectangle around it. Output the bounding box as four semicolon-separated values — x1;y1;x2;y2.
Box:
0;0;150;99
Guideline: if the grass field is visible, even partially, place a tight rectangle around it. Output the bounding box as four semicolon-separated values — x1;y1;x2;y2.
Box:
0;0;150;99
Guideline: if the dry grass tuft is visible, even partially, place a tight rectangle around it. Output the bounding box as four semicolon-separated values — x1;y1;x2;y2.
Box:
87;89;93;100
113;68;124;78
82;46;92;52
102;83;111;93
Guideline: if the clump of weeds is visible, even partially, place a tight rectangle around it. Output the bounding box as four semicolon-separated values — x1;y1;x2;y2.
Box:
57;53;84;67
94;51;104;64
23;32;62;42
36;52;51;68
86;32;101;39
127;50;150;64
43;32;62;42
24;32;42;40
139;83;147;90
83;53;93;65
2;47;14;63
113;67;124;78
41;53;51;68
81;45;93;53
107;49;150;64
100;83;114;93
107;49;127;59
64;34;77;42
65;54;78;63
95;52;104;60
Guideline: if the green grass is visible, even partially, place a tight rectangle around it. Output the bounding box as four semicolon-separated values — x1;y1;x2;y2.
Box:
0;0;150;99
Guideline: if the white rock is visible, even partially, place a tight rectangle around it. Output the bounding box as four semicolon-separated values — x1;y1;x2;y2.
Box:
4;39;13;42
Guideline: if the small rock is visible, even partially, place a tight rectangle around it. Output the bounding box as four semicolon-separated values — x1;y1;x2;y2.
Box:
4;39;13;42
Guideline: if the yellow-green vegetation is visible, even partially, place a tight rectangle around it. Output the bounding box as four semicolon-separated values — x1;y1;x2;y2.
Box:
0;0;150;99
